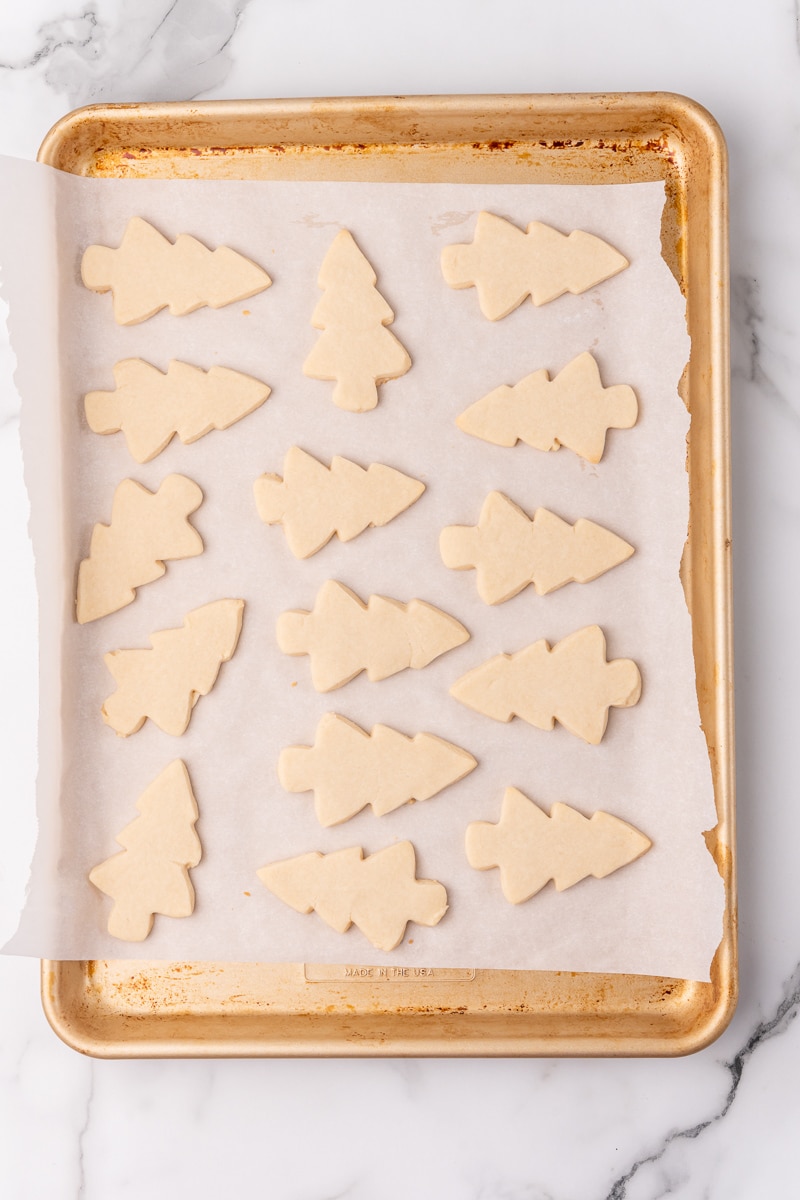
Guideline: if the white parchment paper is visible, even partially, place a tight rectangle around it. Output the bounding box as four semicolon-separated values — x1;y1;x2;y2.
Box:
0;159;725;979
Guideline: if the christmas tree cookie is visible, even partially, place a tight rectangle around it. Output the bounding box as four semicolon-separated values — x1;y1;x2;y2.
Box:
89;759;202;941
254;446;425;559
102;598;245;737
441;211;628;319
81;217;271;325
451;624;641;744
258;842;448;952
277;580;469;692
85;359;270;463
303;229;411;412
76;475;204;624
440;492;634;604
457;351;638;464
279;713;477;826
466;787;651;903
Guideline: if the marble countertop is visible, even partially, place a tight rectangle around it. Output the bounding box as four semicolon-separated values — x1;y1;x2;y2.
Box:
0;1;796;1197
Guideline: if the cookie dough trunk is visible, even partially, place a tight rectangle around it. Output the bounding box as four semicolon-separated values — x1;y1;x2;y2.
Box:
105;883;157;942
80;244;116;294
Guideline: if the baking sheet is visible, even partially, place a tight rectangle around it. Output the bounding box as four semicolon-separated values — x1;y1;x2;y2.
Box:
0;157;725;978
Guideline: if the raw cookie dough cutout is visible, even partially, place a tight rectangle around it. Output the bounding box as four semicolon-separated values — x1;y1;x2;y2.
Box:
81;216;271;325
102;598;245;737
457;351;638;464
254;446;424;559
451;624;641;745
303;229;411;412
258;842;448;952
85;358;270;463
466;787;651;903
441;211;628;319
89;759;202;942
76;474;204;624
440;491;634;604
279;712;477;826
277;580;469;693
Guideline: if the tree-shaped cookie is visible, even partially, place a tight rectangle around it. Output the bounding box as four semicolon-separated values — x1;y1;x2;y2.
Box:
466;787;651;903
85;358;270;463
89;759;202;941
102;598;245;737
457;351;638;464
440;492;634;604
302;229;411;412
257;842;448;951
77;475;204;624
77;475;203;624
81;217;271;325
277;580;469;692
450;625;641;744
441;211;628;319
254;446;425;559
279;712;477;826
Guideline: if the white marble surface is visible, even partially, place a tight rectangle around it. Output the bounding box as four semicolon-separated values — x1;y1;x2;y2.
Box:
0;1;796;1197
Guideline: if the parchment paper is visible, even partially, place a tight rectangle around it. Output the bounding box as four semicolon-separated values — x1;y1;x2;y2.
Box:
0;159;725;979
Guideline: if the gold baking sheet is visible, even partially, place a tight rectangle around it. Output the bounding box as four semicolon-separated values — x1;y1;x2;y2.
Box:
37;93;734;1057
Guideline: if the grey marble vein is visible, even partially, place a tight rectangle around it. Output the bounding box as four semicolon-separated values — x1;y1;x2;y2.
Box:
476;1182;556;1200
0;11;98;76
75;1060;95;1200
313;1178;362;1200
1;0;250;107
731;272;800;426
602;961;800;1199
